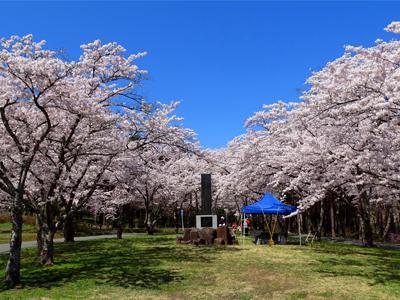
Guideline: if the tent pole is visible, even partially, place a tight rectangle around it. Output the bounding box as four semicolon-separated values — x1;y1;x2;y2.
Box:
242;212;245;246
270;215;278;246
298;214;301;246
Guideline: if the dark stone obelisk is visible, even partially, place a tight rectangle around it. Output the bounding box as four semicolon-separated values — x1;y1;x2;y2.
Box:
196;173;216;229
201;174;212;214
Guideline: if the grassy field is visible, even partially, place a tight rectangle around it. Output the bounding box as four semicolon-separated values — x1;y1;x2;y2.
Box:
0;222;66;244
0;223;38;244
0;235;399;299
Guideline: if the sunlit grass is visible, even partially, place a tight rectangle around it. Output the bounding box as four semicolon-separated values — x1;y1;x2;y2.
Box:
0;222;65;244
0;235;399;299
0;223;40;244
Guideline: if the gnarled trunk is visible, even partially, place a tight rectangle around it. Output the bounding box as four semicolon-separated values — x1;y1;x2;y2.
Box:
112;210;124;239
382;208;392;241
316;200;324;240
5;198;23;287
36;214;44;256
145;223;154;235
174;208;179;234
40;226;55;266
63;215;75;243
357;192;373;247
38;204;56;265
116;226;123;239
144;201;155;235
330;196;336;238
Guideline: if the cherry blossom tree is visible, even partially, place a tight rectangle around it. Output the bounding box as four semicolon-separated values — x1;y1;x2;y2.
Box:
92;102;200;235
221;22;400;246
0;35;77;285
0;35;146;284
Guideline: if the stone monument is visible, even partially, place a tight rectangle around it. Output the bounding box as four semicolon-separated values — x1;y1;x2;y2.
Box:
195;174;217;229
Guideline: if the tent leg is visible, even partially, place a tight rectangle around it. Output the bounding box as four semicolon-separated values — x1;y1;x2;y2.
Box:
242;213;245;246
270;215;278;247
298;214;301;246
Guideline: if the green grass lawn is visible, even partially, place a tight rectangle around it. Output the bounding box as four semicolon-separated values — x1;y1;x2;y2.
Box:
0;235;399;299
0;223;39;244
0;222;65;244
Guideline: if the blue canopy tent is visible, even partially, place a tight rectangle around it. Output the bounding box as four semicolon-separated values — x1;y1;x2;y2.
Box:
241;192;297;245
241;192;297;215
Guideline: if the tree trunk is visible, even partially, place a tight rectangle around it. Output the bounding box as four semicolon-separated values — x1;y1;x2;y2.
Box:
36;214;44;256
393;206;400;234
4;199;23;287
144;204;155;235
335;200;340;236
63;215;75;243
116;226;123;239
174;208;179;234
341;203;348;238
377;206;384;238
113;208;124;239
40;227;55;265
316;200;324;239
145;223;154;235
357;193;373;247
382;208;392;241
330;196;336;238
38;203;57;265
278;216;288;238
305;211;312;234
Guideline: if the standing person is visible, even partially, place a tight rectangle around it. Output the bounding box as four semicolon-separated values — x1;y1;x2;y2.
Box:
246;217;251;227
245;217;251;235
232;222;238;236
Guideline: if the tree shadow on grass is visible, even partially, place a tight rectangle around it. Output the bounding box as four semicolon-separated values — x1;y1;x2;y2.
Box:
0;235;243;291
306;243;400;286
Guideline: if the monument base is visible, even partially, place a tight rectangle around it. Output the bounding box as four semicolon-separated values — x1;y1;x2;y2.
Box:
196;215;217;229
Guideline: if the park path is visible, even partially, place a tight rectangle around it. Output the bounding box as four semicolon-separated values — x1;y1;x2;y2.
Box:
0;233;144;254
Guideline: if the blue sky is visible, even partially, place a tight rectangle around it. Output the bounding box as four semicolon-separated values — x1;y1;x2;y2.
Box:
1;1;399;148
